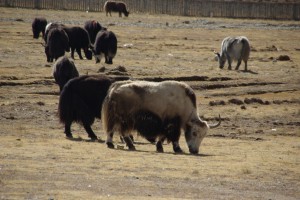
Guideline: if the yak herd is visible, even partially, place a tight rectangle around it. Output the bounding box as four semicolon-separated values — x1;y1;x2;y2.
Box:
30;1;253;154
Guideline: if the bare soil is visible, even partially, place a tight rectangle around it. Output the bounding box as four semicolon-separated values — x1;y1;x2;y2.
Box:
0;7;299;200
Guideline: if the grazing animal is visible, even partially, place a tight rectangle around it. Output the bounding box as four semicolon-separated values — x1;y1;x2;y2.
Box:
32;17;47;39
45;23;92;60
53;56;79;92
63;26;93;60
104;1;129;17
92;30;117;64
102;80;221;154
58;75;130;140
215;36;250;71
84;20;106;44
45;27;70;62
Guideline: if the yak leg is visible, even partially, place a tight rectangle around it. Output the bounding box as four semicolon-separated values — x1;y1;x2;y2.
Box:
172;141;183;153
106;132;115;149
83;124;97;141
123;135;136;151
156;136;166;153
71;47;75;59
235;59;242;70
227;56;232;70
76;48;83;60
119;12;122;17
64;122;73;138
244;60;248;71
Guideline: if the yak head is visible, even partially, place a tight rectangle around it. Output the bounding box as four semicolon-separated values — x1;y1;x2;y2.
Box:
185;115;221;154
214;51;226;69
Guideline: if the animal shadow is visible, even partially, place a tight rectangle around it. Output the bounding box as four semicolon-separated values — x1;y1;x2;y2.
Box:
66;136;105;143
238;69;258;75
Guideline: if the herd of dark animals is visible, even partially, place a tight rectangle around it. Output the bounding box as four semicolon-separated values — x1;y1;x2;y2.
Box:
30;0;253;154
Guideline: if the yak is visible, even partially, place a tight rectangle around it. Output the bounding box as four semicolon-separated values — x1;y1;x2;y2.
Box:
58;75;130;140
104;1;129;17
32;17;47;39
215;36;250;71
92;30;117;64
84;20;106;44
101;80;221;154
53;56;79;92
45;23;92;60
45;27;70;62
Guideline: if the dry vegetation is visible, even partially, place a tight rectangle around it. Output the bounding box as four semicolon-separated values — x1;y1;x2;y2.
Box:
0;7;300;199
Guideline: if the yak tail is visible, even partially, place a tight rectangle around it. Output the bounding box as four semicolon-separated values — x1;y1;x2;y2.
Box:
241;37;250;61
58;80;94;126
101;95;113;133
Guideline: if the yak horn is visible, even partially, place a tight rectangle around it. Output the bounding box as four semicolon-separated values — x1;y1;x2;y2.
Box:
209;114;221;128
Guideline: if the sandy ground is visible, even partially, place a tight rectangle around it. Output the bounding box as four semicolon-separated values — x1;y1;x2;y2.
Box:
0;7;300;199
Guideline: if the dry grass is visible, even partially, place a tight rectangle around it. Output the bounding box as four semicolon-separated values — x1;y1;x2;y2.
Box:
0;7;299;199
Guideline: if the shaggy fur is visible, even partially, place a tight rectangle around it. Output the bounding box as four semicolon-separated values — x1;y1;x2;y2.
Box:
93;30;117;64
216;36;250;71
53;56;79;92
32;17;47;39
84;20;106;44
58;75;130;140
104;1;129;17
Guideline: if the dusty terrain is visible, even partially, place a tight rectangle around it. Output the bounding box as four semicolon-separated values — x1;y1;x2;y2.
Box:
0;7;299;199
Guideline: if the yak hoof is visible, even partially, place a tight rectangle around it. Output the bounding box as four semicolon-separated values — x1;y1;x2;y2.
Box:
174;147;183;154
156;145;164;153
128;146;136;151
89;135;98;141
65;134;73;139
107;142;115;149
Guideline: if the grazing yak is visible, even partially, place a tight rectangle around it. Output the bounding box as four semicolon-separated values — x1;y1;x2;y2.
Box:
84;20;106;44
58;75;130;140
32;17;47;39
101;80;221;154
92;30;117;64
45;23;92;60
53;56;79;92
45;27;70;62
104;1;129;17
215;36;250;71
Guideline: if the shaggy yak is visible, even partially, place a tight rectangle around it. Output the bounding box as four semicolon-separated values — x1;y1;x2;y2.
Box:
32;17;47;39
53;56;79;92
104;1;129;17
92;30;117;64
215;36;250;71
45;27;70;62
101;80;221;154
45;23;92;60
58;75;130;140
84;20;106;44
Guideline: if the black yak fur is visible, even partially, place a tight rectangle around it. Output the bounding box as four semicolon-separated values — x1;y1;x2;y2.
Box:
45;27;70;62
32;17;47;39
63;26;93;60
93;30;117;64
58;74;130;140
104;1;129;17
53;56;79;92
84;20;106;44
131;110;181;152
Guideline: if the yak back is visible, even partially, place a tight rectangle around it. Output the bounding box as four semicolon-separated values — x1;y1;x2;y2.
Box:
84;20;105;44
94;30;117;55
63;26;91;49
107;80;196;125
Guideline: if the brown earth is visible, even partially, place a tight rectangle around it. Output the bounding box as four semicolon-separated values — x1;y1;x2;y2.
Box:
0;7;300;200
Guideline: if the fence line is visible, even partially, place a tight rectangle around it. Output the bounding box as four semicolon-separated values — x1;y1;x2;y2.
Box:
0;0;299;20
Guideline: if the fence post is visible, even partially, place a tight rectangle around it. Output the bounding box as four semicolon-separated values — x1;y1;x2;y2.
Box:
34;0;40;9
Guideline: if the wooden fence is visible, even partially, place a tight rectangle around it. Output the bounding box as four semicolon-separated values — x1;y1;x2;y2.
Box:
0;0;299;20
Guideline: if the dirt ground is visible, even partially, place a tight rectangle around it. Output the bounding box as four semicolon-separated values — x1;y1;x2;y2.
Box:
0;7;299;200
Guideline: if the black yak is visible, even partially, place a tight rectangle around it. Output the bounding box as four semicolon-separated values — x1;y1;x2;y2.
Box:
84;20;106;44
92;30;117;64
53;56;79;92
45;27;70;62
102;80;221;154
58;75;130;140
32;17;47;39
104;1;129;17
